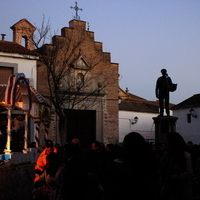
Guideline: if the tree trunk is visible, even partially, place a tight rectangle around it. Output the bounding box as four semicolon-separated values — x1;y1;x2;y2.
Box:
58;115;67;146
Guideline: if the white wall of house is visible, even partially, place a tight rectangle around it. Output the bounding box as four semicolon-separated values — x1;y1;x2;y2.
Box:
173;108;200;144
119;110;158;143
0;52;38;149
0;53;37;88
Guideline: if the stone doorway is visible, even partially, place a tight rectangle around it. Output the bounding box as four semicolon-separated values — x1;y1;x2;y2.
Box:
64;109;96;145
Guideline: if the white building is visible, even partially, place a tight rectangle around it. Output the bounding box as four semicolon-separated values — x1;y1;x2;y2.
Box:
119;88;159;143
171;94;200;144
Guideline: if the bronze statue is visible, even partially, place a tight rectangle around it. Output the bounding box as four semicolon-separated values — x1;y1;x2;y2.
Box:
155;69;176;117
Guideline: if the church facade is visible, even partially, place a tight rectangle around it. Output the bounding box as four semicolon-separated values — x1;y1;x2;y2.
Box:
37;19;119;144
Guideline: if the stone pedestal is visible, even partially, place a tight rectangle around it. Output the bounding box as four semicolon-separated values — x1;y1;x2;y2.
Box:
152;116;178;144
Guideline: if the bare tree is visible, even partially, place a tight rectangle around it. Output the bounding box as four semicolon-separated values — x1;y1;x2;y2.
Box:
33;15;51;48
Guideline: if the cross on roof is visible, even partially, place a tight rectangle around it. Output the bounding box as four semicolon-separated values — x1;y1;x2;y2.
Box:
70;1;83;20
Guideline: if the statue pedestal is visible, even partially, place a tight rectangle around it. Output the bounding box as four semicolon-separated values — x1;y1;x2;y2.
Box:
152;116;178;144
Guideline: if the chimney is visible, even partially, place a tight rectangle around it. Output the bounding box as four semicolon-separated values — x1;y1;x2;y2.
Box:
1;34;6;41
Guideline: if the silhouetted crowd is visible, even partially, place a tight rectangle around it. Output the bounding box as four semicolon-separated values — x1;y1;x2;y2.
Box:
32;132;200;200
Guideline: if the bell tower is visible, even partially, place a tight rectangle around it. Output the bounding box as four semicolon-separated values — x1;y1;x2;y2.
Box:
10;18;36;50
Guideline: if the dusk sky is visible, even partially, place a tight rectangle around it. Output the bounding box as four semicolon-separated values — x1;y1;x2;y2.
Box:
1;0;200;104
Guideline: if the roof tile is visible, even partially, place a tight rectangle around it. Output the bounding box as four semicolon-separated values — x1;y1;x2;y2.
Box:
119;99;159;113
171;94;200;110
0;41;37;56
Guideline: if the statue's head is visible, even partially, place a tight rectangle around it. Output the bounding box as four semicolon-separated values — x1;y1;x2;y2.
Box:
161;68;167;75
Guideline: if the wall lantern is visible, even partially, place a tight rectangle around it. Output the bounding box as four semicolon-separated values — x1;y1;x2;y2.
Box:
130;116;138;125
190;108;197;118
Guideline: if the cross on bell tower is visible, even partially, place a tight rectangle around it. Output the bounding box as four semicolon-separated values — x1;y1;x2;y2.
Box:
70;1;83;20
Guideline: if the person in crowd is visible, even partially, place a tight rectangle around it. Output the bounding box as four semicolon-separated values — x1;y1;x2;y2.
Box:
61;141;106;200
159;132;193;200
33;152;65;200
186;141;200;199
86;148;105;200
34;140;57;182
61;142;89;200
186;141;200;175
54;143;64;157
193;151;200;200
106;132;158;200
86;147;104;180
105;143;116;164
90;141;109;191
105;143;114;152
152;142;167;163
104;143;126;199
90;140;108;168
70;138;80;145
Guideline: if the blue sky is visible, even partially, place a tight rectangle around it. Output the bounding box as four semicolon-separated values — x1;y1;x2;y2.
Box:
1;0;200;104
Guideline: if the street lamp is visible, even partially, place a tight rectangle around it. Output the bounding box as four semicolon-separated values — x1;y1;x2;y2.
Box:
190;108;197;118
130;116;138;125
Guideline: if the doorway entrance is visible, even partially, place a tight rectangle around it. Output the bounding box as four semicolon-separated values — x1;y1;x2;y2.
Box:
64;109;96;145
